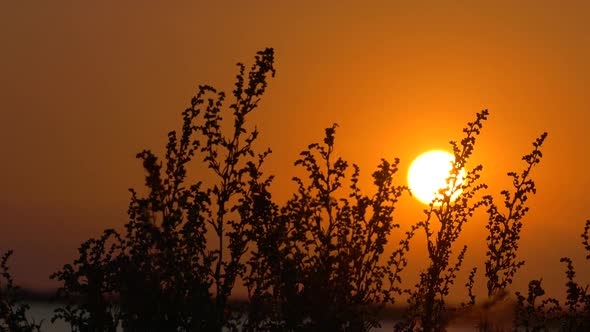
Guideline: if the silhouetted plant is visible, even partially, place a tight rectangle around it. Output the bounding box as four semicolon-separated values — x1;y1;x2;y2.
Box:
52;48;276;331
460;132;548;332
557;256;590;330
389;111;550;332
395;110;490;332
51;230;123;331
513;220;590;331
244;124;407;331
0;250;42;332
567;218;590;329
483;132;548;298
583;220;590;259
35;45;590;332
514;279;559;331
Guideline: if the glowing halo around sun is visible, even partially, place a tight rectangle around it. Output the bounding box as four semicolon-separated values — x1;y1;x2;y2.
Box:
407;150;466;205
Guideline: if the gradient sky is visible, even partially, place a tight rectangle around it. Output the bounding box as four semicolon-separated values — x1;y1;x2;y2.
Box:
2;1;589;302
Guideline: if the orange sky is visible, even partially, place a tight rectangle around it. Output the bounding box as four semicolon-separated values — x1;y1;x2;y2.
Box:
1;1;589;302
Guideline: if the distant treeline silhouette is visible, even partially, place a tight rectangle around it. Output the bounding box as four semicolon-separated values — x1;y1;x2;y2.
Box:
1;48;589;332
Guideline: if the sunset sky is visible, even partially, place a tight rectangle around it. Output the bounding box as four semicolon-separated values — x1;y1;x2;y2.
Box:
2;1;590;302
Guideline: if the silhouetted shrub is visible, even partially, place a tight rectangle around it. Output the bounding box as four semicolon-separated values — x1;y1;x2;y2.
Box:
52;48;275;331
513;220;590;331
0;250;42;332
0;46;580;332
483;132;548;298
393;111;550;332
467;132;547;332
244;124;407;331
394;111;490;331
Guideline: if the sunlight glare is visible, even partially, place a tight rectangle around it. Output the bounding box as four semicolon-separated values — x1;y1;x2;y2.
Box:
407;150;465;205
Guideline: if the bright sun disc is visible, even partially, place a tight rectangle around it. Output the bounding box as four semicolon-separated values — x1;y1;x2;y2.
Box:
407;150;465;205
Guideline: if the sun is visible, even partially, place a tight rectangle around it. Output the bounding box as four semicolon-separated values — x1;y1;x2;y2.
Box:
407;150;465;205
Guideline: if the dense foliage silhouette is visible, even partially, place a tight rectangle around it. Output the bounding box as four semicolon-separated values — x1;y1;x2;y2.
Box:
512;220;590;331
244;124;407;331
49;48;276;331
1;48;589;332
0;250;42;332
